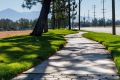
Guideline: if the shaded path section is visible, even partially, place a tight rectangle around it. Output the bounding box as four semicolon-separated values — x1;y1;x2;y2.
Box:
12;32;119;80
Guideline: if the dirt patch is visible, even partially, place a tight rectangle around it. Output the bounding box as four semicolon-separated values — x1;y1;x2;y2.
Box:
0;30;32;38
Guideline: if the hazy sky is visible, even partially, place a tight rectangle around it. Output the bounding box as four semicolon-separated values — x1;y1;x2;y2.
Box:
79;0;120;20
0;0;120;19
0;0;41;12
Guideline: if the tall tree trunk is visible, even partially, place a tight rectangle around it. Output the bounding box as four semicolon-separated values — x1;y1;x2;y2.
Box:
68;0;71;30
52;0;55;29
43;17;48;33
31;0;51;36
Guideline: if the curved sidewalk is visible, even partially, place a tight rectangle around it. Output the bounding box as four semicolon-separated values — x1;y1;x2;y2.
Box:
13;32;119;80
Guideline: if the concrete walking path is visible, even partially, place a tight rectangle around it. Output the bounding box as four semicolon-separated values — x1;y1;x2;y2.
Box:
12;32;119;80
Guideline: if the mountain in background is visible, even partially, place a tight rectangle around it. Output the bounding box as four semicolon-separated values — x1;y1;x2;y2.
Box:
0;8;40;21
0;8;93;22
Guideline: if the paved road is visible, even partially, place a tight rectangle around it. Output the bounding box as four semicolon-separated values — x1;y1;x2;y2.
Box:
12;32;119;80
81;26;120;35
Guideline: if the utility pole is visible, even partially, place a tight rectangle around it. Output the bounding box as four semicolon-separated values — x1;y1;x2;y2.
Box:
83;14;86;26
112;0;116;35
68;0;71;30
93;5;96;26
102;0;106;27
79;0;82;30
88;10;90;26
88;10;90;22
93;5;96;20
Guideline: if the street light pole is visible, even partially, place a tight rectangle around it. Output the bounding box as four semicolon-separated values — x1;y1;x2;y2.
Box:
79;0;82;30
112;0;116;35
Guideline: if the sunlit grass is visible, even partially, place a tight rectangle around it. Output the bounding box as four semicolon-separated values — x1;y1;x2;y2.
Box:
83;32;120;74
0;29;78;79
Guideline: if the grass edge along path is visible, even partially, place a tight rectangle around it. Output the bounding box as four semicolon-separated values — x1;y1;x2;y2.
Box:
0;29;78;79
82;32;120;74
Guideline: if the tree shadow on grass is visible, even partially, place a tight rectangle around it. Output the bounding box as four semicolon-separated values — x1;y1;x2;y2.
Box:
0;32;66;79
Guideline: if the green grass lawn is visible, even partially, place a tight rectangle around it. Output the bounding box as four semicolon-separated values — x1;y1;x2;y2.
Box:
83;32;120;74
0;29;78;79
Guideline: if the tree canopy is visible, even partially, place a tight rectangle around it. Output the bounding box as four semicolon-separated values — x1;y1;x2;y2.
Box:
23;0;77;36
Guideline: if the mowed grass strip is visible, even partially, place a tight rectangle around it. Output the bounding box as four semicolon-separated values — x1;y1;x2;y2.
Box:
83;32;120;74
0;29;78;79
